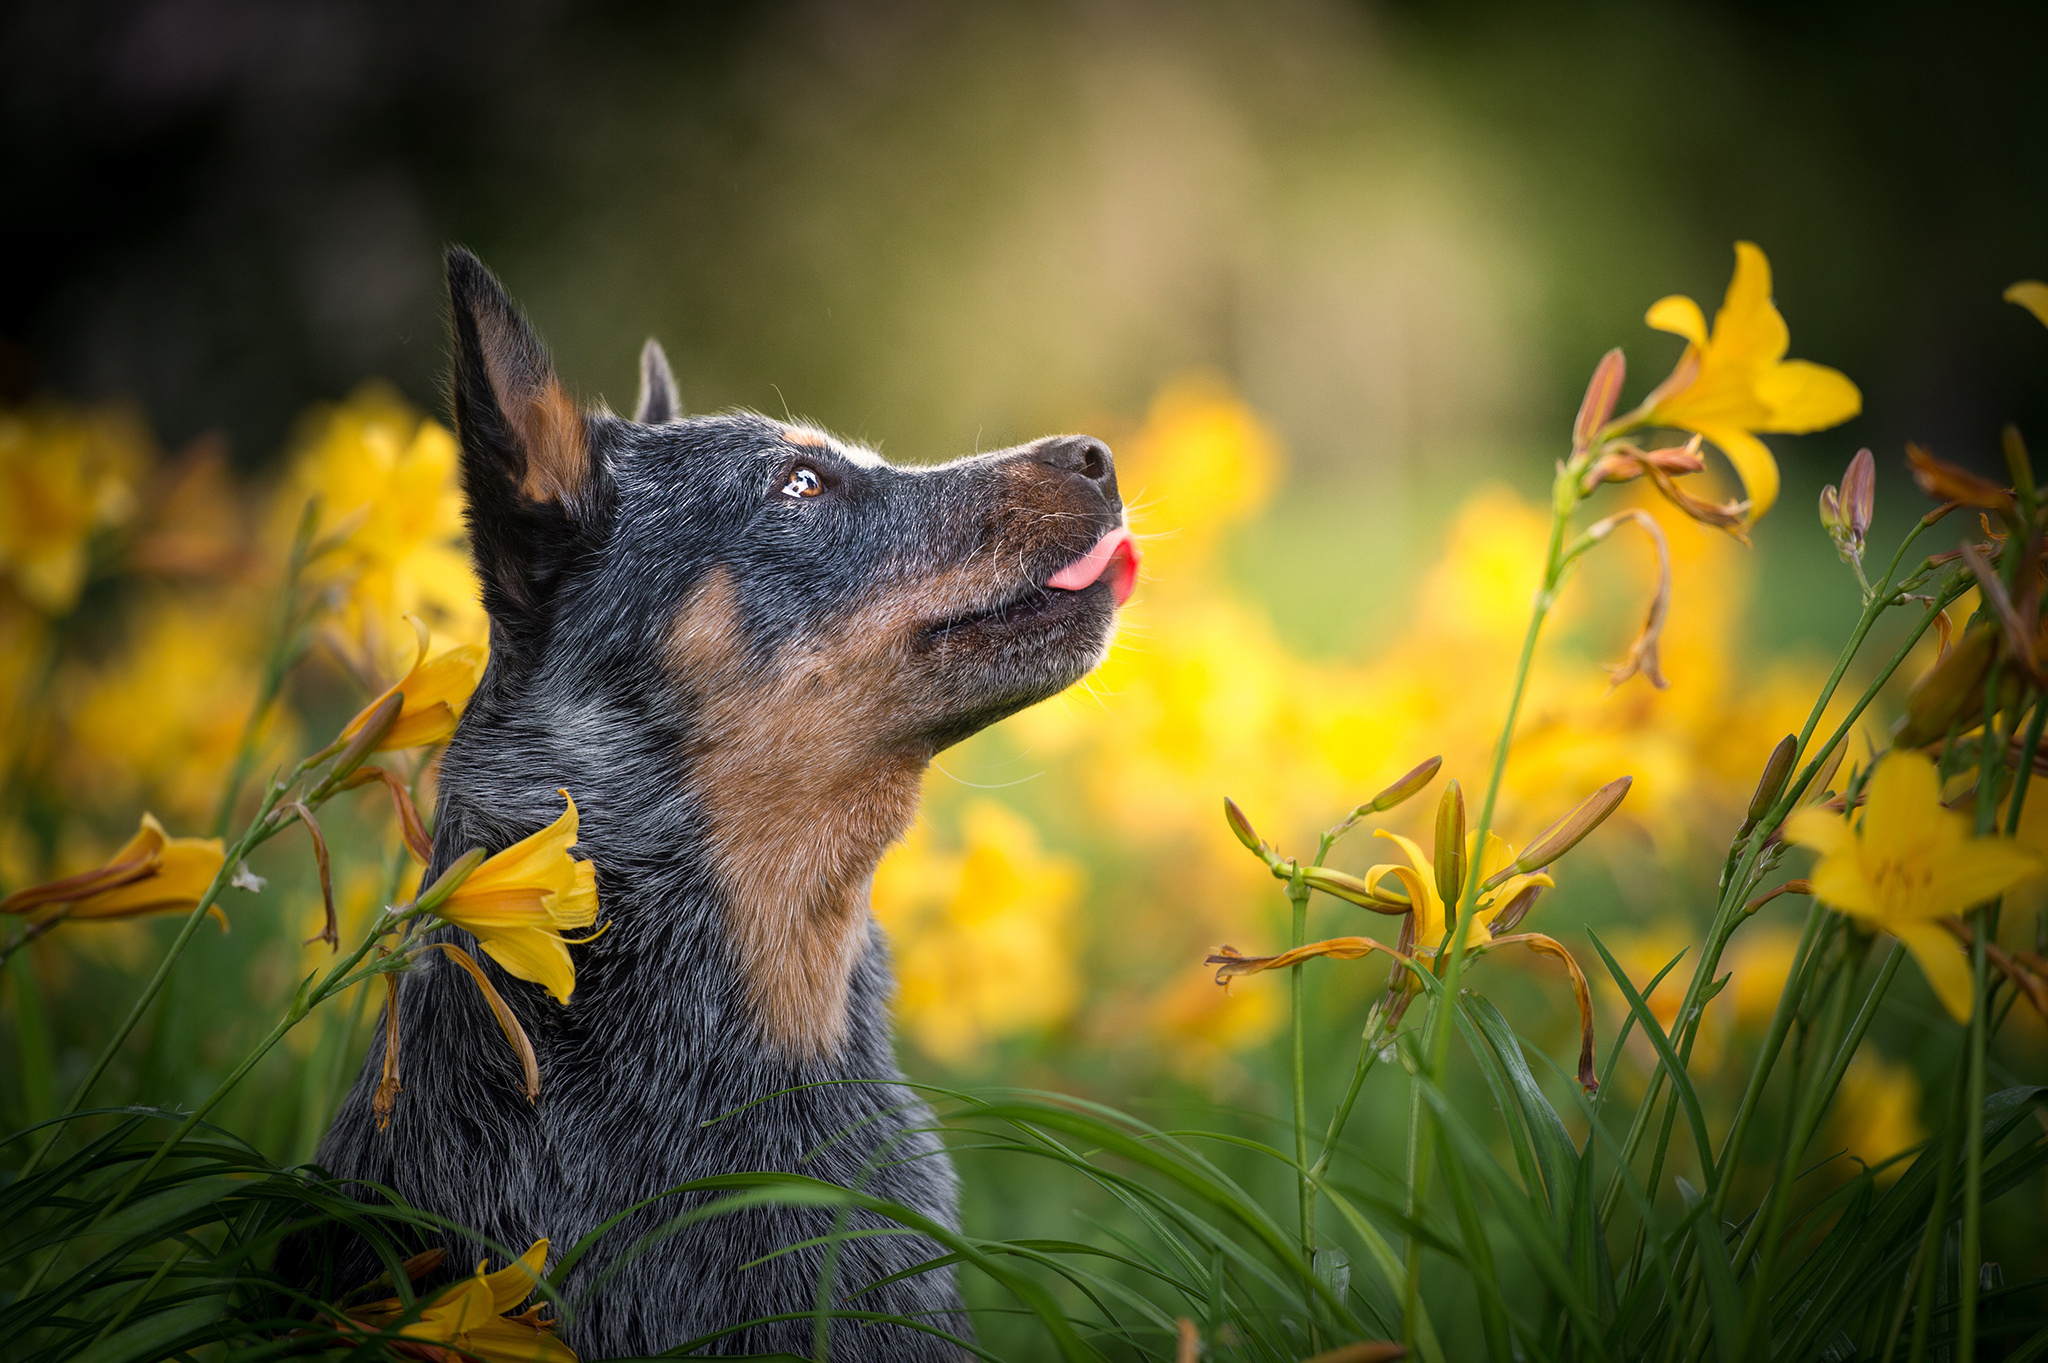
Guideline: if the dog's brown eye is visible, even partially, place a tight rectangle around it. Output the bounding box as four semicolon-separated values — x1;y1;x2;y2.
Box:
782;467;822;499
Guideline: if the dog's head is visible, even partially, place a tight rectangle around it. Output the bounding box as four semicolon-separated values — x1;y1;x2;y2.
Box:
443;249;1135;1057
448;247;1132;754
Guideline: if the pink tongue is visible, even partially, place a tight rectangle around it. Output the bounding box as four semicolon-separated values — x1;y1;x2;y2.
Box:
1047;527;1141;606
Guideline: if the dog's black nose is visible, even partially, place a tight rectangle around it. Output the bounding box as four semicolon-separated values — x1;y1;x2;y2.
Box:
1031;435;1118;498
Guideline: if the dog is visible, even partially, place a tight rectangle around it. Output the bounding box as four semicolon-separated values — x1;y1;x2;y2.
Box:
307;248;1137;1358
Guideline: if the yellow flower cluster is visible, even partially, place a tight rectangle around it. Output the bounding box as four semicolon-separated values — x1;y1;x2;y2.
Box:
873;801;1081;1064
880;369;1840;1069
279;381;485;677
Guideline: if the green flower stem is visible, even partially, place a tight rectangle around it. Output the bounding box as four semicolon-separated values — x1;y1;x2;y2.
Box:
210;499;320;838
1708;899;1830;1210
1905;1066;1968;1363
1312;1009;1388;1178
1405;453;1579;1347
1608;576;1962;1230
1730;934;1864;1358
15;773;295;1181
1957;653;2013;1359
14;903;402;1298
1286;863;1311;1261
1958;914;1990;1359
1650;906;1841;1357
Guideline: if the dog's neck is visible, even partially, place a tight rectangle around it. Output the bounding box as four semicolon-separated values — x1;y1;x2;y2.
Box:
439;603;931;1068
662;567;934;1062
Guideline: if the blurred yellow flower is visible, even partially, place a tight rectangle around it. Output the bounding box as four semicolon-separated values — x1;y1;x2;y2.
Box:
61;591;286;821
943;373;1842;1066
1116;372;1281;579
338;616;487;752
1828;1053;1926;1178
0;404;148;613
0;812;226;928
2006;280;2048;331
280;383;483;675
873;800;1081;1064
1787;751;2039;1021
346;1238;573;1363
1641;242;1861;520
432;791;598;1004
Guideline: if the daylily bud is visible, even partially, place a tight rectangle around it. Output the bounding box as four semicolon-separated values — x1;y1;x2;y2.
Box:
1302;865;1410;915
1573;348;1626;452
2004;424;2035;508
1491;776;1632;885
1841;448;1875;539
323;690;403;789
1368;756;1442;813
1433;780;1465;909
1895;624;1998;748
1487;881;1544;937
1907;443;2014;516
1743;734;1799;830
1223;797;1263;853
410;847;487;917
1818;484;1844;534
1806;742;1847;805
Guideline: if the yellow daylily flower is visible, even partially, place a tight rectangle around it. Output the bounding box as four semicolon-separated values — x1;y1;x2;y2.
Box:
2006;280;2048;331
434;792;599;1004
348;1238;575;1363
1786;751;2039;1022
1363;828;1553;952
1640;241;1862;521
0;812;227;928
338;615;488;752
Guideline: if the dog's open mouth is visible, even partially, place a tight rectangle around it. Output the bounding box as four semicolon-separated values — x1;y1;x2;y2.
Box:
928;528;1141;639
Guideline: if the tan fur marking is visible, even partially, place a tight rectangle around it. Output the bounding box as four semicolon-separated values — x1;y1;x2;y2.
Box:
476;308;590;506
668;554;1023;1061
515;381;590;505
782;425;831;449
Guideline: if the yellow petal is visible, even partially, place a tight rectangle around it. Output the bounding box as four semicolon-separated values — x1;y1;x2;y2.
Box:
1371;830;1445;941
1805;853;1879;921
477;926;578;1004
1860;752;1947;857
1916;837;2042;921
1646;294;1709;349
461;793;584;902
456;1314;580;1363
1693;424;1780;521
336;619;488;753
1892;920;1975;1023
2006;280;2048;330
1784;806;1857;860
69;830;225;919
1755;359;1862;433
402;1277;500;1341
480;1239;550;1314
1710;241;1790;367
379;700;461;751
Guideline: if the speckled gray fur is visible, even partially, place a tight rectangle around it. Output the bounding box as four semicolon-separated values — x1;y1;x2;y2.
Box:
304;249;1124;1358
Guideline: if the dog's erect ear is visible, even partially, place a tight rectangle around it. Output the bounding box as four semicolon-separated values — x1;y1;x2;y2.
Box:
636;339;680;424
446;248;608;622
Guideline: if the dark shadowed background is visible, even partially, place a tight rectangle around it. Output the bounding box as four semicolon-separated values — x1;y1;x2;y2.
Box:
6;0;2044;480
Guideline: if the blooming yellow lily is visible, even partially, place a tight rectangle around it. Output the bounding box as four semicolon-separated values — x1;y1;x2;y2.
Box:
1638;241;1861;521
1786;751;2040;1021
432;791;599;1004
338;615;488;752
1363;828;1553;953
0;812;227;928
346;1238;575;1363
